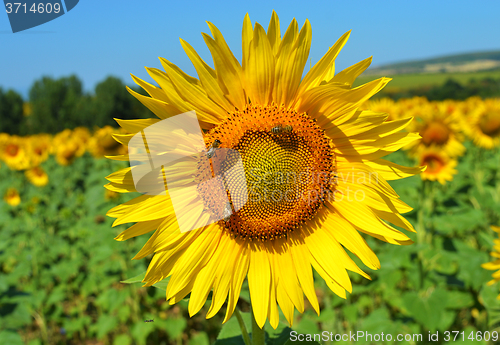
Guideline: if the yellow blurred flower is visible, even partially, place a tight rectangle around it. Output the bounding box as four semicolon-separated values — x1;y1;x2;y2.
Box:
55;140;82;166
105;189;119;200
52;129;87;166
406;101;465;158
481;226;500;299
363;98;401;121
418;147;457;185
73;127;91;146
23;102;32;117
464;98;500;149
4;187;21;206
88;126;127;158
0;135;30;170
27;134;52;167
25;166;49;187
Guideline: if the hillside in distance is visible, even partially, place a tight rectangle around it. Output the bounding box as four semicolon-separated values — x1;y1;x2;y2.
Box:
364;50;500;76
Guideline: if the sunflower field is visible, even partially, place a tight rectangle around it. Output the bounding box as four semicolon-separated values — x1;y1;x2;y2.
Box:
1;93;500;345
2;8;500;345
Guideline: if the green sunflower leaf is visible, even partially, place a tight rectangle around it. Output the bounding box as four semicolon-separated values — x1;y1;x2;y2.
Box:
214;311;251;345
120;272;146;284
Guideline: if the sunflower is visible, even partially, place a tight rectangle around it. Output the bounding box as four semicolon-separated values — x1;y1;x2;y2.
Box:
25;166;49;187
0;135;29;170
482;226;500;299
105;188;119;200
464;98;500;149
362;98;400;121
73;127;91;147
88;126;128;158
406;101;465;158
4;187;21;206
107;12;422;328
52;129;87;166
27;134;52;167
418;147;457;185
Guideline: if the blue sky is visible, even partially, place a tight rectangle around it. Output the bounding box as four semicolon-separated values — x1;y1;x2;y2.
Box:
1;0;499;97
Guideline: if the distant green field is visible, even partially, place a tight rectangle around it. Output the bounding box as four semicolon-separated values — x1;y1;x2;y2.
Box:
353;69;500;90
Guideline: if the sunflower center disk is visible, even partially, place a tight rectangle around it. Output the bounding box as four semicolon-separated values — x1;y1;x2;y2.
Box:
201;105;336;241
421;154;445;174
6;144;19;157
421;121;450;145
479;115;500;137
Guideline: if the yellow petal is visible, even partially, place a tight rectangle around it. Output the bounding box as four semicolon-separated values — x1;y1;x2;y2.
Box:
267;10;281;56
180;39;234;111
296;30;350;97
244;23;275;105
248;243;271;328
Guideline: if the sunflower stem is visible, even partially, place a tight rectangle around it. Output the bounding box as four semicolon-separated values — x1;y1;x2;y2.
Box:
234;307;252;345
251;309;266;345
417;179;435;289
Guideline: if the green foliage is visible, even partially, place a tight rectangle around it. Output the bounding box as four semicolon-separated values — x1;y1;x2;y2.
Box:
27;75;85;133
0;155;201;344
1;75;153;135
0;88;24;134
1;141;500;344
355;69;500;91
89;76;151;127
360;75;500;101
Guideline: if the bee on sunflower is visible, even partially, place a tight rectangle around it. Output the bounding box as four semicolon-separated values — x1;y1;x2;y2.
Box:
107;12;423;330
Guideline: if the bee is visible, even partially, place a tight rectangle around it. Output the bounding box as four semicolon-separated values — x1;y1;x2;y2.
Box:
206;139;221;159
271;124;292;134
223;201;232;222
271;124;283;133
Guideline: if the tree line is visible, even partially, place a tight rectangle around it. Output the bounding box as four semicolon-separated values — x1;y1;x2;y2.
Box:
0;75;151;135
1;74;500;135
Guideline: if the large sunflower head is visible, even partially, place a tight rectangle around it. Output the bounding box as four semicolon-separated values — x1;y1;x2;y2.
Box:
464;98;500;149
418;147;457;185
107;12;423;328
